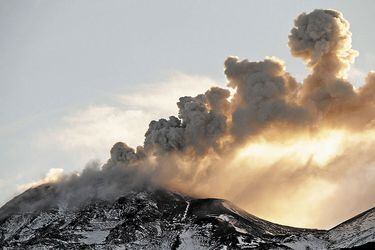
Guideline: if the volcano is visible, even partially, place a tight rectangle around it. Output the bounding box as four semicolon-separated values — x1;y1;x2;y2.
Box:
0;185;374;249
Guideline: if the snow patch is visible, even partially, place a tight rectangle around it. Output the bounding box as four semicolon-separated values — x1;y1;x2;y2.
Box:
80;229;110;244
177;227;207;250
283;234;328;250
182;201;190;221
217;214;248;234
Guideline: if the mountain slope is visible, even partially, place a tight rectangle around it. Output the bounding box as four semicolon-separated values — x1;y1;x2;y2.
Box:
327;207;375;249
0;186;374;249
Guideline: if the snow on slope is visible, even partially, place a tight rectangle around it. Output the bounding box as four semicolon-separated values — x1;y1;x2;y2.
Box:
327;207;375;249
0;186;374;249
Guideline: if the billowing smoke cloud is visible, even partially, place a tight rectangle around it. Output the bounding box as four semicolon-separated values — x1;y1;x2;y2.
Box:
289;9;358;77
224;56;309;140
144;87;230;155
110;142;145;165
7;9;375;229
289;9;360;119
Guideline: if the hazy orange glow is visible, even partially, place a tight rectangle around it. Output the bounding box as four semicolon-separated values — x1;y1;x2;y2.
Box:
167;127;375;228
223;128;375;228
236;130;346;167
18;168;65;191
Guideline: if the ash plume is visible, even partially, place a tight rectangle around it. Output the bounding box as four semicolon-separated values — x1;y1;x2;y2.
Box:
144;89;229;155
8;9;375;229
289;9;358;78
224;56;309;140
289;9;362;121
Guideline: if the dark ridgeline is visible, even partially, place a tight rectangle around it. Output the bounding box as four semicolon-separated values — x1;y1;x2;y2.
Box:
0;185;373;249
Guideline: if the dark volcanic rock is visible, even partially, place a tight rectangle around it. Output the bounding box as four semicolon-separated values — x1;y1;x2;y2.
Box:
0;187;374;249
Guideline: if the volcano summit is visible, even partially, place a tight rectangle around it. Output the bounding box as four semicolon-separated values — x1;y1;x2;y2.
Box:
1;8;375;250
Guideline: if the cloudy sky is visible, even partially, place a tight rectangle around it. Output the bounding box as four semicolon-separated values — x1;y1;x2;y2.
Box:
1;0;375;205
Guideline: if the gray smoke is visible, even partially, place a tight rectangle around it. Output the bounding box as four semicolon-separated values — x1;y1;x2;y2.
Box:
224;56;309;140
6;9;375;229
144;91;228;155
109;142;144;165
132;9;375;154
289;9;360;117
288;9;358;78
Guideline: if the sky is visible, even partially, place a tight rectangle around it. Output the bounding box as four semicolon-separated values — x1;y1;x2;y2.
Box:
1;0;375;208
